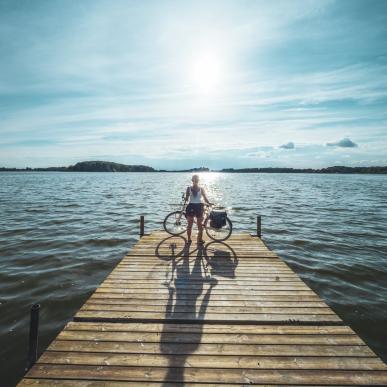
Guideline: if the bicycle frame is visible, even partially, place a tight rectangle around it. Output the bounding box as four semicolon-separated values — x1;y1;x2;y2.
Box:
175;194;187;224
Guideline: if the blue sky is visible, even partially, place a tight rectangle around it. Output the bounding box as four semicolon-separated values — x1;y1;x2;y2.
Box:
1;0;387;169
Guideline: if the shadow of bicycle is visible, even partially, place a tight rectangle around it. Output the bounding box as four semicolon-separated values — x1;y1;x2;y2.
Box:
203;240;238;278
155;235;187;261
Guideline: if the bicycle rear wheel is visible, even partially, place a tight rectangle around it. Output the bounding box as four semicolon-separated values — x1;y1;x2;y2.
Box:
205;217;232;242
163;211;188;236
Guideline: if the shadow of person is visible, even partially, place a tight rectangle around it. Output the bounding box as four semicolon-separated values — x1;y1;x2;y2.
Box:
160;244;217;386
203;240;238;279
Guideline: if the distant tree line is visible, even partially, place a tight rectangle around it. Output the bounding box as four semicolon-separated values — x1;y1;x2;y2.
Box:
159;167;210;172
67;161;154;172
0;161;155;172
220;166;387;174
1;162;387;174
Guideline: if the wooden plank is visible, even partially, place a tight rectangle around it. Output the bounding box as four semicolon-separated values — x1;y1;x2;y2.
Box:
114;268;295;273
103;273;304;286
64;322;356;335
94;286;316;294
17;231;387;386
87;298;329;307
79;304;336;315
112;270;295;275
18;380;223;387
90;294;320;304
98;283;310;290
48;340;373;356
121;255;289;268
118;260;289;264
57;330;363;345
74;310;342;322
39;351;385;370
20;381;359;387
90;295;321;303
25;364;387;384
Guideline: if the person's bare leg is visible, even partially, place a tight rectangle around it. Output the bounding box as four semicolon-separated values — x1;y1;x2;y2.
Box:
187;216;194;242
197;216;203;243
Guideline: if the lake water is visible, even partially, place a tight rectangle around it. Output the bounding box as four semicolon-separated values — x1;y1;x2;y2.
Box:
1;172;386;386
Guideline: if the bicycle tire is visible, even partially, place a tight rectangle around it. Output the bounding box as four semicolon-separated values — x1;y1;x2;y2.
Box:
205;217;232;242
163;211;188;236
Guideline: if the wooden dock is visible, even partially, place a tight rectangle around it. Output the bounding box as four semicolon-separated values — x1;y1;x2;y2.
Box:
18;230;387;386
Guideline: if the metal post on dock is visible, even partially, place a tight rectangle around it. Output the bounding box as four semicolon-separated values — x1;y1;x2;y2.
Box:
256;215;262;238
140;215;145;237
26;303;40;371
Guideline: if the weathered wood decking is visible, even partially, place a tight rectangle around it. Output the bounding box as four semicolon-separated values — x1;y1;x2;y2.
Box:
18;231;387;386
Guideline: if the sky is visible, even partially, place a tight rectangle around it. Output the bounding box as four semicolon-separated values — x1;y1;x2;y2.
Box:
1;0;387;169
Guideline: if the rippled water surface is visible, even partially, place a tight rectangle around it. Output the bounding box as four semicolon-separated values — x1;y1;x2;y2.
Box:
1;172;386;386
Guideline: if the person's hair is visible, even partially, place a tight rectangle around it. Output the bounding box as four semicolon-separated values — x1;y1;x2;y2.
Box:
191;175;200;196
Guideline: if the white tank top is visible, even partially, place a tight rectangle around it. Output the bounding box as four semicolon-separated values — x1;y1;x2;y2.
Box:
188;186;202;203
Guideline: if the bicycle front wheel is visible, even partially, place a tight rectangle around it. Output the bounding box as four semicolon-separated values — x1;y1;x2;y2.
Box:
205;217;233;242
163;211;188;236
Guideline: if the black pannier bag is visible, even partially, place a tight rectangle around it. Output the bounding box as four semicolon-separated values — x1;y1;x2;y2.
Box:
209;210;227;229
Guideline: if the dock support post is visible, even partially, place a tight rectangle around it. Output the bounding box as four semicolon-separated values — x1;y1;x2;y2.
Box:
26;303;40;371
256;215;261;238
140;215;145;237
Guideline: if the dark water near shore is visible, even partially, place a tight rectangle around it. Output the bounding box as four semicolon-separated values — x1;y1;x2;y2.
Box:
0;172;386;386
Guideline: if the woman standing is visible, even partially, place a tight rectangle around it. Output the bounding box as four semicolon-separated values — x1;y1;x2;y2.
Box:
184;174;212;245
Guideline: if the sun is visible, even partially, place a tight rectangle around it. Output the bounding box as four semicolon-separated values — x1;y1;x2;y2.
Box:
190;51;223;95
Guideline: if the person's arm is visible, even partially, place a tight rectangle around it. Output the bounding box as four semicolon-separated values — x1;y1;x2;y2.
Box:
184;186;190;203
201;188;212;205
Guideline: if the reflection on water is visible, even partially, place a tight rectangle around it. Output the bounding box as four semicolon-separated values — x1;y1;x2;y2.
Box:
0;171;387;385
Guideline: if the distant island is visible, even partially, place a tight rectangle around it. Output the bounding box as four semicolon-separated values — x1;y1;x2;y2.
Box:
0;161;155;172
68;161;155;172
1;161;387;174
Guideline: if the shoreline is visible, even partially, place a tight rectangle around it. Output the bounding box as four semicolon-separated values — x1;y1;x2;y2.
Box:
1;160;387;174
1;169;387;174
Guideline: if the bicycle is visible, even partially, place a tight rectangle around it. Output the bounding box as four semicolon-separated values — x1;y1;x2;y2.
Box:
163;193;233;242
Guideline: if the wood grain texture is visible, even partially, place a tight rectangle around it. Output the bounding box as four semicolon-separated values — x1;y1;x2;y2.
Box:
18;231;387;386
